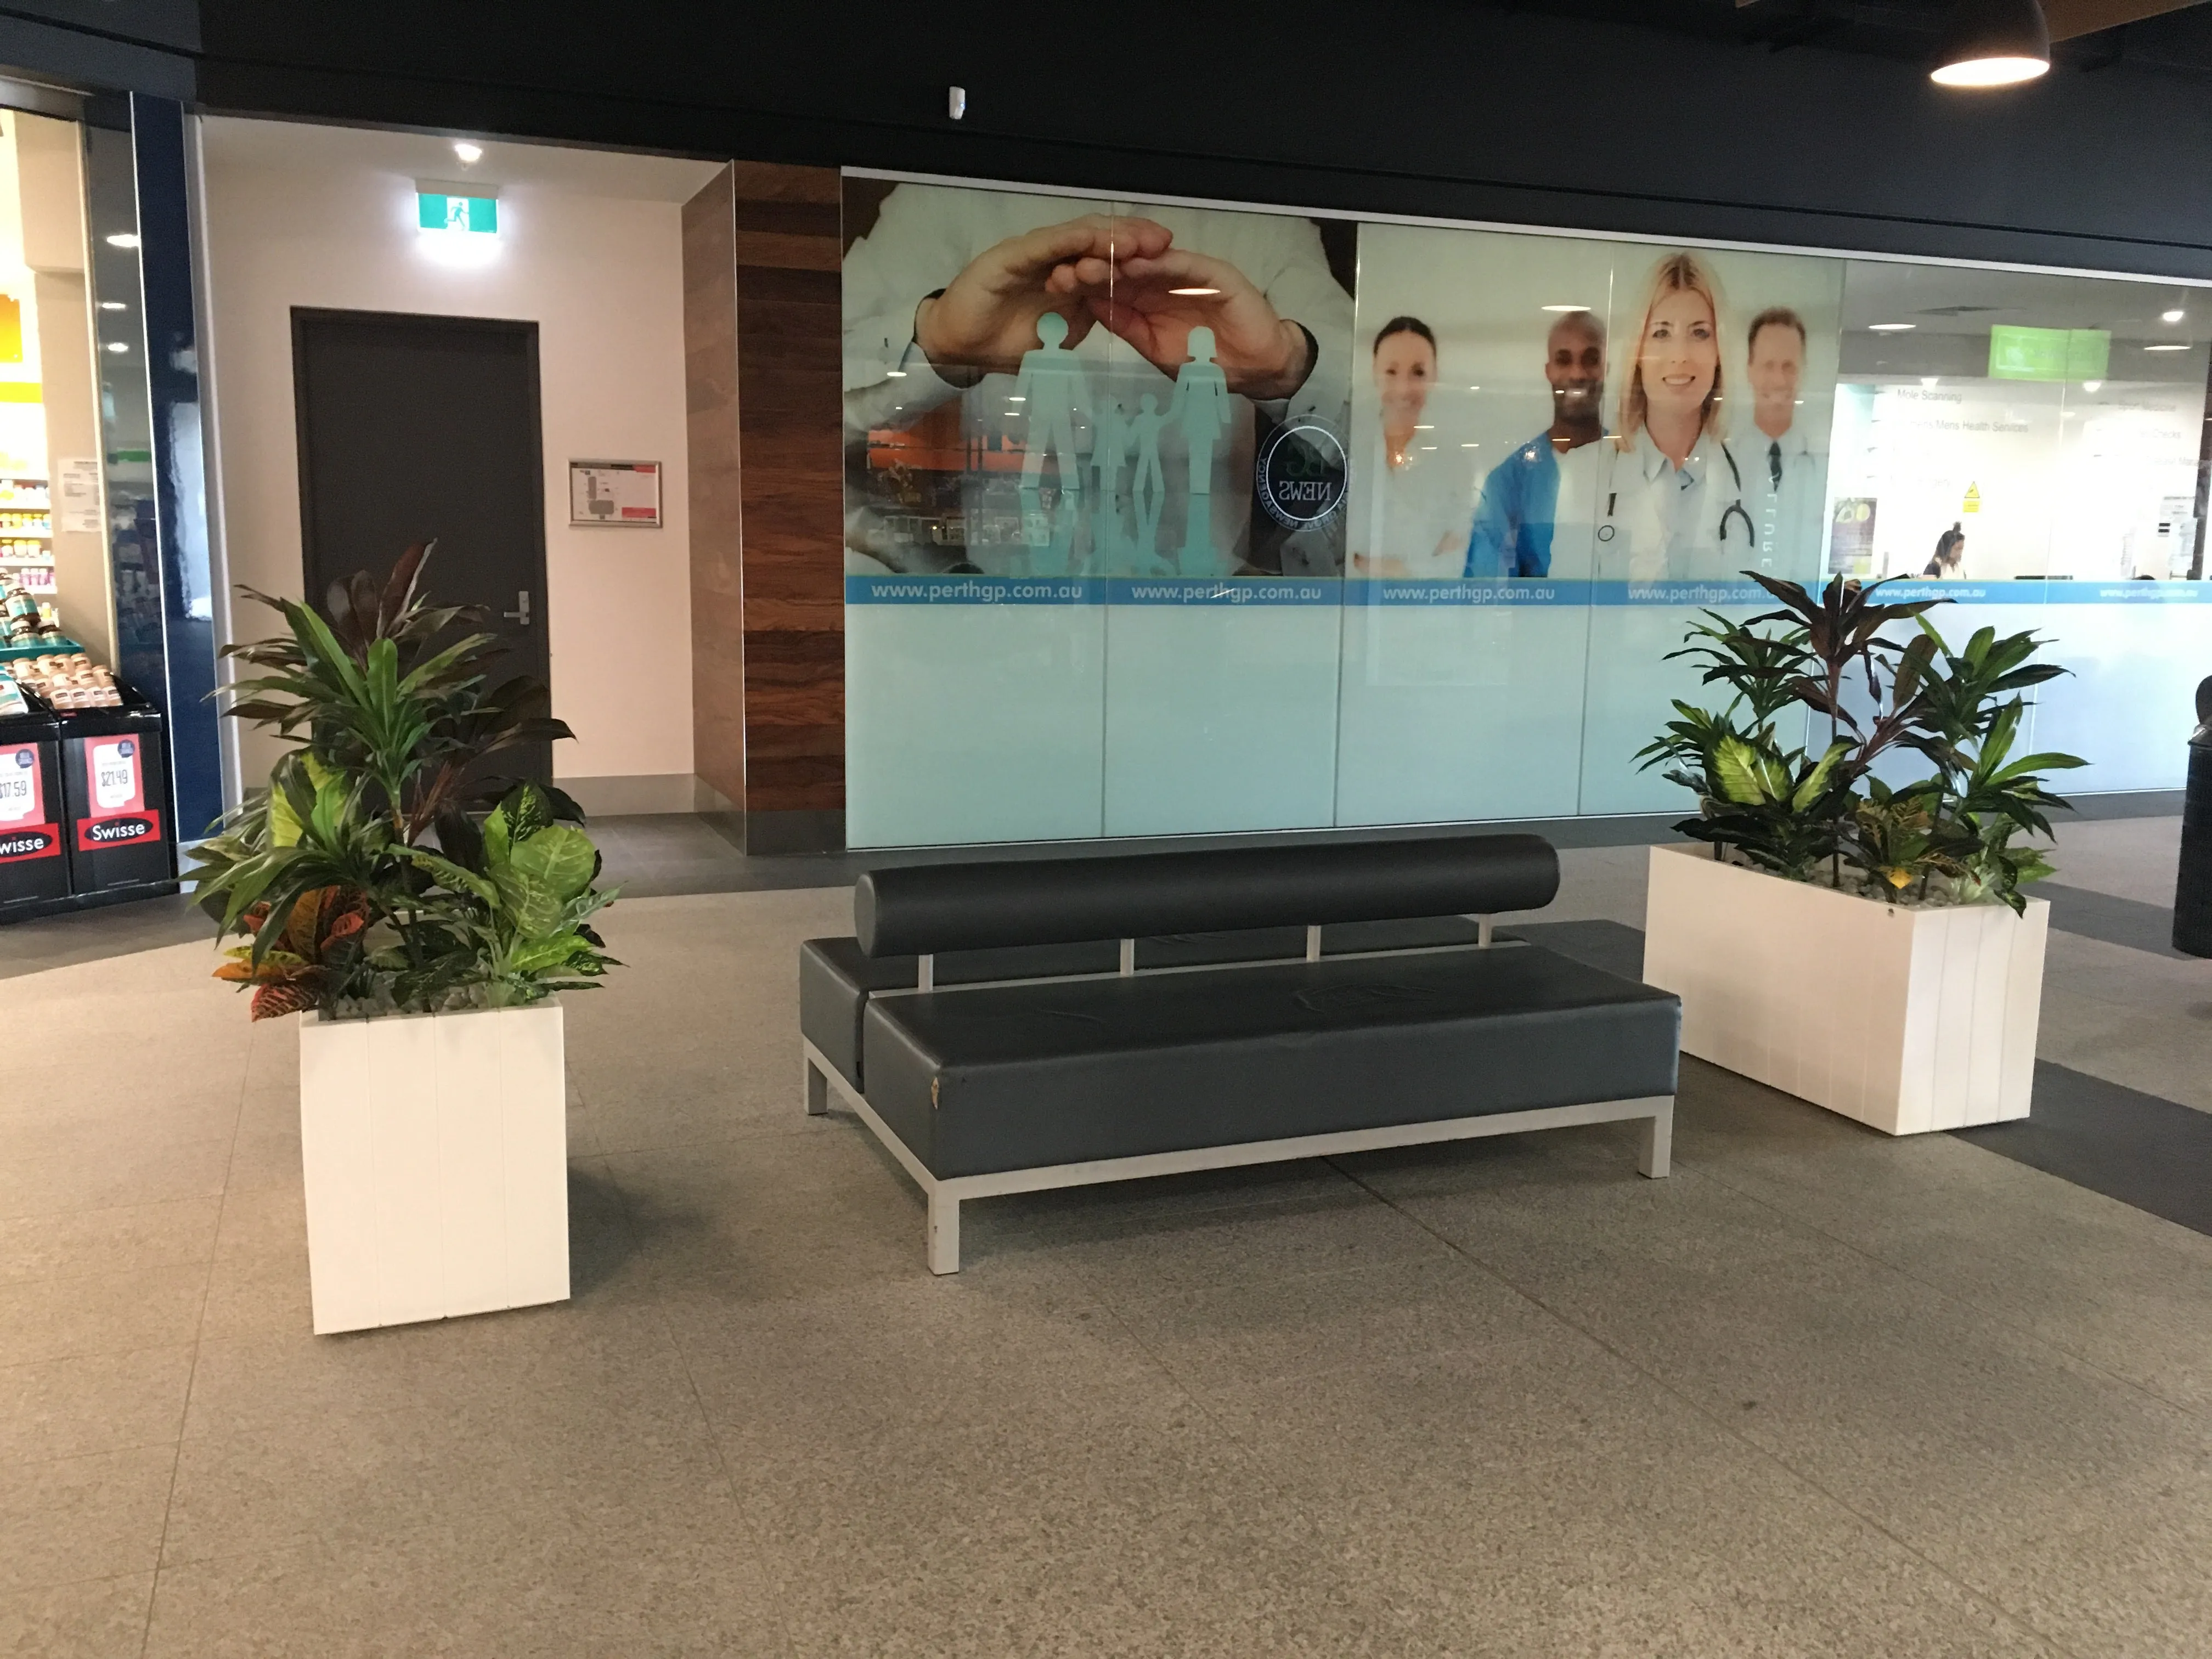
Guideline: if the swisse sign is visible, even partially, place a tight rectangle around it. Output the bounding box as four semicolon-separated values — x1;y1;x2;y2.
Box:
76;811;161;851
0;822;60;862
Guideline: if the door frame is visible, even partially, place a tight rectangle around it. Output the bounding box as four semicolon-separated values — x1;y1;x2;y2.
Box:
288;307;549;644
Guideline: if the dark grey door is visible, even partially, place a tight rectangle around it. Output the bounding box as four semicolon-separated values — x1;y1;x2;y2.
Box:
291;309;550;780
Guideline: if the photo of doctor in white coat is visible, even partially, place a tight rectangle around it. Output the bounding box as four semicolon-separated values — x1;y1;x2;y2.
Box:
1556;251;1752;582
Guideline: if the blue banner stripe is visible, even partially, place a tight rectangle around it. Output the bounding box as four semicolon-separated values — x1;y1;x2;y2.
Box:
847;574;2212;607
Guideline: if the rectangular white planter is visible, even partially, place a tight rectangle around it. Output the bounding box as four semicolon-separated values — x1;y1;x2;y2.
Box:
1643;842;2050;1136
298;1002;569;1335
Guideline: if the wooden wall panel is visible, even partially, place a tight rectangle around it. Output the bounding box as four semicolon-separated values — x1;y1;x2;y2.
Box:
683;161;845;833
681;167;746;812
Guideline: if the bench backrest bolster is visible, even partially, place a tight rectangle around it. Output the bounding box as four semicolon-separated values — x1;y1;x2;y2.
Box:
854;834;1559;957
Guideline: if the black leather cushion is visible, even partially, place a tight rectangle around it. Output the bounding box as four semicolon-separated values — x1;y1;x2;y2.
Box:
855;834;1558;957
801;937;1120;1090
800;917;1496;1092
860;945;1680;1178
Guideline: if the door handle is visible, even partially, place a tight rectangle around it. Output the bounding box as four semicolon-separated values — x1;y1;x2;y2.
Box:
502;590;532;627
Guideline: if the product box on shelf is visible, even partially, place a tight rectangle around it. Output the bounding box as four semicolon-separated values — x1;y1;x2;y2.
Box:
58;686;176;905
0;695;66;918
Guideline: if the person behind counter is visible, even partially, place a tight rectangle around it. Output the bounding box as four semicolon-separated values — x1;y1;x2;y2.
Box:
1923;523;1966;578
1352;316;1473;578
1463;309;1607;578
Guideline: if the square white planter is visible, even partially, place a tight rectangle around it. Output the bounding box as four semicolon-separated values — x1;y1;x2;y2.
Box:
298;1002;570;1335
1642;842;2050;1136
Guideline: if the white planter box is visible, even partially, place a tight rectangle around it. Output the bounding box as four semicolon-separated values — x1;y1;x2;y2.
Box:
1643;842;2049;1136
298;1002;569;1335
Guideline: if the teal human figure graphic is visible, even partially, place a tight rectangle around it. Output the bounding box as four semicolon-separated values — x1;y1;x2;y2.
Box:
1170;326;1233;574
1017;481;1081;575
1014;311;1091;493
1127;393;1171;573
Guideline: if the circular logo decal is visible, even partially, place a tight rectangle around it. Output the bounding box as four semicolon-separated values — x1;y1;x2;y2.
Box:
1256;417;1348;531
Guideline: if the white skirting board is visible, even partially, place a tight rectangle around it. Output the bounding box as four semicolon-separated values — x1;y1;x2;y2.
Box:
1641;842;2049;1136
298;1002;570;1335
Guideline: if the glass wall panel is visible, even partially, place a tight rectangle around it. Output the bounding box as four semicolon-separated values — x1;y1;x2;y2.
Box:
1094;196;1352;837
1335;224;1608;826
840;179;1110;845
1575;245;1841;815
839;169;2212;847
1827;259;2212;795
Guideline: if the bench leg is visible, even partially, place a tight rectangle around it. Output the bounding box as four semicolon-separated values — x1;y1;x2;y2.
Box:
1639;1099;1673;1179
927;1190;961;1275
804;1055;830;1116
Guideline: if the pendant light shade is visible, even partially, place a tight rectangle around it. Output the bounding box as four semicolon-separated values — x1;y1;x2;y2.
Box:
1931;0;2051;87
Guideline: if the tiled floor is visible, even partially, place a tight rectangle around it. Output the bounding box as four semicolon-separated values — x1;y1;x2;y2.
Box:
2;819;2209;1655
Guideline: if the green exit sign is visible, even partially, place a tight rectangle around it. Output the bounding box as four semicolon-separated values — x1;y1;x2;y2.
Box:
415;179;499;234
418;192;497;234
1989;324;2109;382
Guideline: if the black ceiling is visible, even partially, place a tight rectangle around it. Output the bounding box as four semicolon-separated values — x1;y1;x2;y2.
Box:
1466;0;2212;72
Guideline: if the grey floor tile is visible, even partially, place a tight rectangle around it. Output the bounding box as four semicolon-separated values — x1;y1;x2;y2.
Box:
180;1299;686;1443
0;1265;207;1367
0;1140;234;1224
1293;1429;2064;1658
1110;1254;1556;1395
1023;1186;1460;1303
146;1517;788;1658
0;1346;193;1463
0;1199;221;1286
0;1445;176;1595
0;1572;151;1659
669;1260;1179;1437
1199;1328;1704;1488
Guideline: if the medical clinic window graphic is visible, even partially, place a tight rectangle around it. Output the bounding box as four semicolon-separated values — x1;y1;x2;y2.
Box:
416;179;498;235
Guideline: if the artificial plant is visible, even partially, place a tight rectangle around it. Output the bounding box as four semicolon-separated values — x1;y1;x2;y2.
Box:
190;544;617;1019
1638;573;2083;913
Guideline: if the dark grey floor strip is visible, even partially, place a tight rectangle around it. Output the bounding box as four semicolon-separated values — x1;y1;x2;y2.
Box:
1521;917;2212;1238
1957;1063;2212;1237
2024;882;2188;960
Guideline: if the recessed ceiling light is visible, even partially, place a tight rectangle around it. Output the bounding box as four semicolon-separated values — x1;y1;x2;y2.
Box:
1540;304;1589;313
884;369;907;378
1166;286;1219;297
1462;442;1480;448
104;233;138;249
1868;323;1916;332
1931;0;2050;88
453;142;483;165
2145;343;2192;352
1413;425;1434;431
104;341;126;353
1466;385;1480;392
2163;309;2187;323
98;301;125;312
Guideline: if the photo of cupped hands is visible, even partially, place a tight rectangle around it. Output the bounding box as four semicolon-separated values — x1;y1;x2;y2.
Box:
913;213;1314;401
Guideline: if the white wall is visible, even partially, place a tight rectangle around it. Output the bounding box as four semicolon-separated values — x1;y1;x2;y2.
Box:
199;118;709;786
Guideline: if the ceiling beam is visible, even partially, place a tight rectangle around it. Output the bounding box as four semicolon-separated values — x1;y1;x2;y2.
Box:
2043;0;2207;40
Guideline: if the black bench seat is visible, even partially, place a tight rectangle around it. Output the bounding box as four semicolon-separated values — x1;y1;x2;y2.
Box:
862;945;1679;1181
798;832;1680;1273
799;916;1494;1098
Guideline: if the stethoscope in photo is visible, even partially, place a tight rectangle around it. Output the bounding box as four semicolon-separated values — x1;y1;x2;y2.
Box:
1596;441;1754;545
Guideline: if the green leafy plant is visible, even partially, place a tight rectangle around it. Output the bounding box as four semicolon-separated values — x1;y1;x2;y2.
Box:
1641;574;2084;914
190;545;618;1019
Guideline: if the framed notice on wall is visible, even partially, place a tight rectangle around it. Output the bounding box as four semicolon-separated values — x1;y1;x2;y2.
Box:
568;460;662;528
